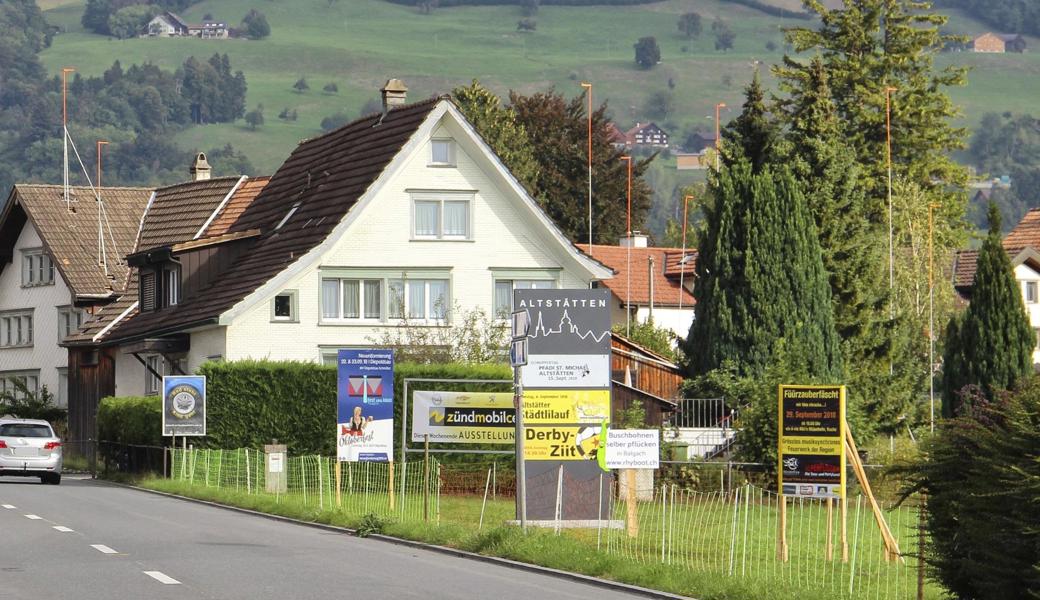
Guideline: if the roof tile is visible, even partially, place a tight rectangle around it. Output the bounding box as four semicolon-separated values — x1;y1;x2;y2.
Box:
578;243;695;307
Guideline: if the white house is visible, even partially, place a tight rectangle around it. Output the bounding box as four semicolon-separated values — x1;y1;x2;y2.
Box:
146;12;189;37
0;185;150;406
66;80;612;439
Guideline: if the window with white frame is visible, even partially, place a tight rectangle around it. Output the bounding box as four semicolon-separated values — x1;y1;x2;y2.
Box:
57;306;86;340
0;310;33;348
320;272;451;324
493;279;555;317
22;249;54;287
412;193;472;240
272;290;298;322
388;279;449;321
429;139;455;166
145;355;163;395
1025;281;1038;304
322;279;383;321
57;368;68;407
0;370;39;400
164;264;180;307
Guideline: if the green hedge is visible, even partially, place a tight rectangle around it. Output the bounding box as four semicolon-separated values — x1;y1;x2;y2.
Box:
198;360;512;457
97;395;162;446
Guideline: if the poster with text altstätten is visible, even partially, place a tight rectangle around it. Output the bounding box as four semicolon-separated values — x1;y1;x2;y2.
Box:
778;384;846;499
337;349;394;462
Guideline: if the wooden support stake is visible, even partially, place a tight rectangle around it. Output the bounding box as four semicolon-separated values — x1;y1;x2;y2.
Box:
335;461;342;508
625;469;639;538
388;462;396;512
423;435;430;523
841;491;849;562
917;496;927;600
826;497;834;561
844;425;901;561
778;494;789;562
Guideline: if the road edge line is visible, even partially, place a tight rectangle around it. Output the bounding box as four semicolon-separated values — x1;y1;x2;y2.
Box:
117;482;692;600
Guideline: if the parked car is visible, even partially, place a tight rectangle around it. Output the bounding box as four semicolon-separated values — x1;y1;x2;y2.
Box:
0;419;62;484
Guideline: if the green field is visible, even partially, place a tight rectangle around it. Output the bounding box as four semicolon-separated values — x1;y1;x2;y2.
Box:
37;0;1040;230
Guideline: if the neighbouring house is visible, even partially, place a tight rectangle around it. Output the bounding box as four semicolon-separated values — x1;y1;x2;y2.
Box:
684;132;716;154
971;32;1027;53
625;122;669;148
610;333;681;426
605;122;627;149
577;235;696;339
147;12;189;36
0;184;151;410
188;21;229;39
676;152;706;170
953;207;1040;365
65;80;613;442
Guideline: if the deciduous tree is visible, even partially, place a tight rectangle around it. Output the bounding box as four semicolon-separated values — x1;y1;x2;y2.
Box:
633;36;660;69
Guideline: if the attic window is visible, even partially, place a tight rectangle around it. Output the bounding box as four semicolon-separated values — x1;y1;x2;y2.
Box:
429;139;455;166
141;271;157;312
276;202;302;231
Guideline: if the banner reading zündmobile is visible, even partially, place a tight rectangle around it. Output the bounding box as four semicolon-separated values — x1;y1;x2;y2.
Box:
411;391;515;444
337;349;394;462
778;385;846;500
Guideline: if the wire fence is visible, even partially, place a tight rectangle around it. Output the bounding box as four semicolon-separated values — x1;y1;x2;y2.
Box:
166;447;931;599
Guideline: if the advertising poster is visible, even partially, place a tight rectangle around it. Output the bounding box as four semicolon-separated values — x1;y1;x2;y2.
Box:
515;289;612;389
605;429;660;469
162;375;206;436
522;389;610;424
411;391;515;444
778;385;846;499
523;425;603;461
337;349;394;462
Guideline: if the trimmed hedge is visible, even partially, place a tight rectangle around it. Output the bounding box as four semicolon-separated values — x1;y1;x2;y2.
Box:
97;395;162;446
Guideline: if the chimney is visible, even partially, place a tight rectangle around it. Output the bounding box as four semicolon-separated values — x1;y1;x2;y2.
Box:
620;232;649;248
190;152;211;181
380;78;408;112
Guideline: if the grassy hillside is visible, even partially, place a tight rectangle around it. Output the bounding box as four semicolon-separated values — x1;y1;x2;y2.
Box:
37;0;1040;232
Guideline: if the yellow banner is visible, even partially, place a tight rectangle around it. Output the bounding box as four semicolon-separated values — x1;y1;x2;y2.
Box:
522;389;610;424
779;436;843;455
523;425;602;461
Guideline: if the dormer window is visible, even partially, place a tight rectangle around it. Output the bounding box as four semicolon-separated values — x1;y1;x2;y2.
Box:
164;264;180;307
139;261;180;312
141;271;157;311
430;139;455;166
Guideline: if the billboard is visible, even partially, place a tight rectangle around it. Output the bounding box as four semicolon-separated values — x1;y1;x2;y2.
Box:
605;429;660;469
515;290;612;389
337;349;394;462
411;391;515;444
523;425;603;461
162;376;206;436
522;389;610;424
778;385;846;499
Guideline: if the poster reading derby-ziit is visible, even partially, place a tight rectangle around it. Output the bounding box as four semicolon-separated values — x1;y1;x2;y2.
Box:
337;349;394;462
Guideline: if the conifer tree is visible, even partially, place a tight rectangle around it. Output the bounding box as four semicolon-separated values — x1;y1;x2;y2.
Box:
721;71;777;173
941;203;1034;417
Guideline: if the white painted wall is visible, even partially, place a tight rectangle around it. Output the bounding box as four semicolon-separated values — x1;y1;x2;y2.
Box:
633;306;693;340
220;115;594;363
1014;263;1040;364
0;221;75;406
113;349;146;397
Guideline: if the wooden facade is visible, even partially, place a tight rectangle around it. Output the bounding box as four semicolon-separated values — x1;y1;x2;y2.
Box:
66;346;116;458
610;333;683;401
612;381;676;427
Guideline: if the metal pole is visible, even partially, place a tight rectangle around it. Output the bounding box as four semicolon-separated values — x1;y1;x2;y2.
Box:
514;364;527;531
714;102;726;171
423;434;430;523
886;86;897;316
581;82;593;250
621;155;633;337
679;195;692;313
929;203;939;432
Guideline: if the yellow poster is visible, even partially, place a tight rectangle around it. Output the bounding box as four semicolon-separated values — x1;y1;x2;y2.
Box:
522;389;610;424
777;385;846;500
523;425;603;461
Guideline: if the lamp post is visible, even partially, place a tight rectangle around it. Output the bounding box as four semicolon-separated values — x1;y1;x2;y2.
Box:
62;67;75;210
885;86;897;313
95;140;109;275
621;155;632;337
580;82;593;250
714;102;727;171
928;202;940;433
678;194;693;313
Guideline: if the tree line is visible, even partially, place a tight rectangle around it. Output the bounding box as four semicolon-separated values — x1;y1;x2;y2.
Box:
935;0;1040;36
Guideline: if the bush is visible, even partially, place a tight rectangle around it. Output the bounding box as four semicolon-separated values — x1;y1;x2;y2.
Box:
320;111;352;131
97;396;162;446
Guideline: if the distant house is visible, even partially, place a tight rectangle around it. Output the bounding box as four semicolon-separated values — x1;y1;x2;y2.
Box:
147;12;189;36
605;122;627;149
676;153;706;170
684;132;716;153
972;32;1027;53
188;21;230;39
625;122;669;147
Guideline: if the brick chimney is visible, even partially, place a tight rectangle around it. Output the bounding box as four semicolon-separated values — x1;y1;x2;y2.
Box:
190;152;211;181
380;79;408;113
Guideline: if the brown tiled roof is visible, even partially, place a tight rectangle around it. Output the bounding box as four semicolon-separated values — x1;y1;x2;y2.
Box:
1002;208;1040;250
577;243;695;307
663;249;697;278
102;97;443;344
64;273;138;345
137;177;242;251
952;250;978;289
1;185;151;300
202;176;270;238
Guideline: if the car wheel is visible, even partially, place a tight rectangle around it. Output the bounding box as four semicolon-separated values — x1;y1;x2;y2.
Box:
44;473;61;485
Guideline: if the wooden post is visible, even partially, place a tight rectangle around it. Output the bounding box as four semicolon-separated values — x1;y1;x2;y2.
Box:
841;492;849;562
625;469;639;537
917;496;927;600
423;435;430;523
335;461;342;508
388;462;396;511
844;425;901;561
826;497;834;561
778;494;789;562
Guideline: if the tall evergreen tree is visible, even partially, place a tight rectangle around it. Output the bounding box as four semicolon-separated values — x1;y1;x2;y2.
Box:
941;203;1033;417
722;71;778;173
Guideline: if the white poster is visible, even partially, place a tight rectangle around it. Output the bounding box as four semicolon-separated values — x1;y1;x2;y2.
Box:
520;354;610;388
605;429;660;469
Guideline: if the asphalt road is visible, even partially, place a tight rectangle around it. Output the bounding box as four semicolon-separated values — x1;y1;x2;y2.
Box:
0;475;651;600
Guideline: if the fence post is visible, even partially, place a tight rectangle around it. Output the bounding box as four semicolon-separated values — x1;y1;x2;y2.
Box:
660;484;667;562
245;449;251;494
596;472;604;552
318;456;324;511
625;469;639;538
826;497;834;561
479;467;492;530
388;462;395;512
554;464;564;535
205;450;211;487
423;435;430;523
301;455;307;505
728;486;740;575
918;496;927;600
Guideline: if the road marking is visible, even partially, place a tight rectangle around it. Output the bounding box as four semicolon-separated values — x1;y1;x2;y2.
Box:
24;514;42;520
91;544;118;554
1;504;15;509
53;526;74;532
144;571;181;585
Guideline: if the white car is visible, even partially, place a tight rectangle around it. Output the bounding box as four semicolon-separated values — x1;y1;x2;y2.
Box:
0;419;62;484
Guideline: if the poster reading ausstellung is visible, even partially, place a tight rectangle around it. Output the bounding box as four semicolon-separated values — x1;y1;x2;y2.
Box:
411;390;515;444
337;349;394;462
778;384;846;500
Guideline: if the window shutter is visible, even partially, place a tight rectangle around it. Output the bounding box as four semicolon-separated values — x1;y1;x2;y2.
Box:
141;272;156;311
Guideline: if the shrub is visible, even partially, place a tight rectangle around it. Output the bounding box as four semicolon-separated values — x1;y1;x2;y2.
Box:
97;396;162;446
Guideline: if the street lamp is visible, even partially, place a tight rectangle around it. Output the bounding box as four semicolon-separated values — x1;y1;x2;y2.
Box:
580;82;593;250
62;67;75;210
714;102;727;171
620;155;632;337
885;86;897;312
678;194;693;313
928;202;940;433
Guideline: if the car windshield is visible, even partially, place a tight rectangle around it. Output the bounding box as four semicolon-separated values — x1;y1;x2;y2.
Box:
0;424;53;438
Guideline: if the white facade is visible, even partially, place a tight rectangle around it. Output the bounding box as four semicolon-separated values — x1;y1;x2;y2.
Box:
607;295;693;341
147;15;181;36
0;222;81;406
1014;262;1040;365
113;102;609;386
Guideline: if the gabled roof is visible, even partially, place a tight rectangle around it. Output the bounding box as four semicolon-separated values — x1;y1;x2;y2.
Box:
0;185;151;300
955;208;1040;290
63;272;138;345
577;243;695;307
663;249;697;278
102;97;443;344
162;12;190;29
202;176;270;238
1002;208;1040;249
136;177;244;251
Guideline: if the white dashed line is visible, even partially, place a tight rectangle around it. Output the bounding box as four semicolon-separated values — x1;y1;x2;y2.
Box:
144;571;181;585
53;526;74;532
91;544;118;554
1;504;15;509
24;514;42;520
